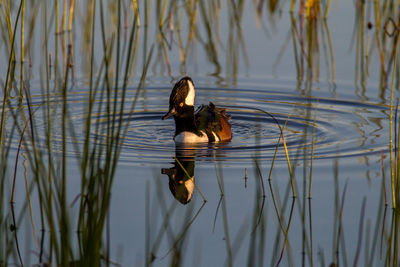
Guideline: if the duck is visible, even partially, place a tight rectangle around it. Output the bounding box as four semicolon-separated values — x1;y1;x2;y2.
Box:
162;76;232;143
161;153;195;204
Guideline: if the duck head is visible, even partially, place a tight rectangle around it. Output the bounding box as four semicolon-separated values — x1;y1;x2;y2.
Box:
162;76;195;120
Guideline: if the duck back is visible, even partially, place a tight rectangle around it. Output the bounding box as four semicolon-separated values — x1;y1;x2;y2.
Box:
195;102;232;142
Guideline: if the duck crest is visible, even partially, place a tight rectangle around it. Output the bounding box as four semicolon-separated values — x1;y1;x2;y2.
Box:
185;78;195;106
169;76;195;108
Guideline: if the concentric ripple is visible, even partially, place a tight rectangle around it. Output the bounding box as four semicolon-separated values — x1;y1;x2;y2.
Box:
5;80;390;166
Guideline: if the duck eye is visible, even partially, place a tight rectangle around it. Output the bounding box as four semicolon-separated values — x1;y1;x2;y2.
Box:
179;102;184;107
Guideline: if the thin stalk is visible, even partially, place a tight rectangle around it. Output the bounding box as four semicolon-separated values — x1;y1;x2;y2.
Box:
55;0;59;86
324;0;331;18
68;0;75;32
389;32;400;209
61;0;67;33
309;102;318;198
43;2;56;263
79;0;97;235
353;197;367;266
132;0;141;26
20;0;25;98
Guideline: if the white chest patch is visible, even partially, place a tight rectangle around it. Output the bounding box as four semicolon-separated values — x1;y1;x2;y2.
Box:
174;131;208;143
184;80;195;106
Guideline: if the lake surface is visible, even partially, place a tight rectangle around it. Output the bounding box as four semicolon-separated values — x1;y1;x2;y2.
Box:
1;1;399;266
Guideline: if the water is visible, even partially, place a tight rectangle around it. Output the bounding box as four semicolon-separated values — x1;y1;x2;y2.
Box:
1;1;398;266
9;79;389;166
5;79;389;265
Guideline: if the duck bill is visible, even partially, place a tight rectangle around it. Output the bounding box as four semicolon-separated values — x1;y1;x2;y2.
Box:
161;107;176;120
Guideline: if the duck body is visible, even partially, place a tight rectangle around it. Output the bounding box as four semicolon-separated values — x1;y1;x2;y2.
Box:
162;77;232;143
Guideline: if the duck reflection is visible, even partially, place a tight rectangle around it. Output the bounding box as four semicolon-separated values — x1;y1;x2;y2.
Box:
162;143;229;204
161;145;197;205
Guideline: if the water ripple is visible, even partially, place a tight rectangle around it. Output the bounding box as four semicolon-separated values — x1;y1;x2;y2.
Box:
6;82;390;166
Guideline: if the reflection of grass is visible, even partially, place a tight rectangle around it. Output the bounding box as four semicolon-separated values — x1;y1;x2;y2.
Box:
275;0;336;85
380;11;400;266
352;3;400;264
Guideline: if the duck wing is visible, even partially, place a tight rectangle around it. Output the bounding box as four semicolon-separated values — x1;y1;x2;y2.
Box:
195;102;232;141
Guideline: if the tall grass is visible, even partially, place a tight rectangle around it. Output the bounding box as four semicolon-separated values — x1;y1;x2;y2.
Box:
0;0;150;265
